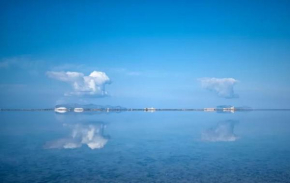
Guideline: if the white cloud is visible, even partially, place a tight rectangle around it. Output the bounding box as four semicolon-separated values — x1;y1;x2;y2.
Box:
126;71;142;76
50;63;86;71
199;77;239;98
46;71;111;97
109;68;143;76
201;121;238;142
44;123;109;150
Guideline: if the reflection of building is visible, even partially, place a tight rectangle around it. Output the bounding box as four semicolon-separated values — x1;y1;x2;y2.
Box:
44;122;109;150
74;108;84;113
54;107;68;113
144;107;156;112
204;108;215;112
222;106;235;113
216;105;236;113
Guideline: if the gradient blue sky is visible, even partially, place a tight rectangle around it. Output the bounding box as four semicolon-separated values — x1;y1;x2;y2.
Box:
0;0;290;108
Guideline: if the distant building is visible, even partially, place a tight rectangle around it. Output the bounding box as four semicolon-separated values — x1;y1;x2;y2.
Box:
222;106;235;113
74;108;84;113
55;107;68;113
204;108;215;112
144;107;156;112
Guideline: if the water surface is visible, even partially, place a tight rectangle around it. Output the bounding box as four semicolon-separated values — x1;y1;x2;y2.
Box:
1;111;290;182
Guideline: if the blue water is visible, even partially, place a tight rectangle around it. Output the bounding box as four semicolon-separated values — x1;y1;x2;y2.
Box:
1;111;290;182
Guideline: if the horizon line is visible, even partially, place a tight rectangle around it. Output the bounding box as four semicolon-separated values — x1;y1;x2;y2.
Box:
1;108;290;112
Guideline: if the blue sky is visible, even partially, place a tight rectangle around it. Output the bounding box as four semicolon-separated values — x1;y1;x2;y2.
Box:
0;0;290;108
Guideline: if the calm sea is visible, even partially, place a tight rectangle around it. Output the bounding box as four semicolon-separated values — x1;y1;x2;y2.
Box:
1;111;290;183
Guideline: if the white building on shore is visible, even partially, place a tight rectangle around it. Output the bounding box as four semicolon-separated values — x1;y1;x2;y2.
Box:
222;106;235;113
74;108;84;113
54;107;68;113
204;108;215;112
144;107;156;112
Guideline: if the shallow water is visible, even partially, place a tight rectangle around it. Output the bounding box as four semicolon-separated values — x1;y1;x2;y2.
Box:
1;111;290;183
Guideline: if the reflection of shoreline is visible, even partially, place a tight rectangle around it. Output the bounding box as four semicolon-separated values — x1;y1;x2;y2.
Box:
201;120;238;142
44;122;109;150
3;108;290;112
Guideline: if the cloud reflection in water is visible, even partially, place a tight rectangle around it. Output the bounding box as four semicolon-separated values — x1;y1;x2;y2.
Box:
45;122;109;150
201;120;238;142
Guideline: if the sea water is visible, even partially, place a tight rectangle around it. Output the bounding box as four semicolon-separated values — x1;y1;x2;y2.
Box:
1;111;290;182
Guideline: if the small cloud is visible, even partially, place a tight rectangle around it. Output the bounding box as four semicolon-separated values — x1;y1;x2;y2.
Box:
201;120;238;142
46;71;111;97
109;68;142;76
127;71;142;76
0;56;44;75
199;77;239;98
50;63;87;72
